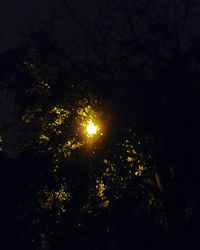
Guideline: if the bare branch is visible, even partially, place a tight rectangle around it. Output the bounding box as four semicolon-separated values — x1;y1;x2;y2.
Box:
60;0;88;33
123;1;171;65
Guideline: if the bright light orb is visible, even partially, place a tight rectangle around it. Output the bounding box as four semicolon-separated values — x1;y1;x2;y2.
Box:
86;121;98;137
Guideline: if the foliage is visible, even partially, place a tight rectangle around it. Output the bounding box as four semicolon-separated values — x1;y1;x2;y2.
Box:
1;36;164;249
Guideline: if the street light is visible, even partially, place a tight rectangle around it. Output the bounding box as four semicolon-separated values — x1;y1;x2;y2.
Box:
85;120;99;137
81;119;102;144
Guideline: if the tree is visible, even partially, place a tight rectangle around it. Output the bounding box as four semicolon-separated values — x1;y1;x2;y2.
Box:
0;29;167;249
1;0;200;247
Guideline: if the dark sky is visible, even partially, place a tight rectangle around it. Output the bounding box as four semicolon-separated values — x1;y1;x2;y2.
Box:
0;0;102;53
1;0;198;54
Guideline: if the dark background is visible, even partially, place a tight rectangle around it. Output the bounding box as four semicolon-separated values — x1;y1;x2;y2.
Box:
1;1;200;250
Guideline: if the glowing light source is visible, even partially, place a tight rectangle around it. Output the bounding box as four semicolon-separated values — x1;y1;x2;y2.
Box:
86;120;98;137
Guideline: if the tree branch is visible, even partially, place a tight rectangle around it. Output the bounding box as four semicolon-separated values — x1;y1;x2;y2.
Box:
61;0;88;33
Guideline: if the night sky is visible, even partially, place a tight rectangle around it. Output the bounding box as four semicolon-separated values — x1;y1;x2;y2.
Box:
0;0;102;53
